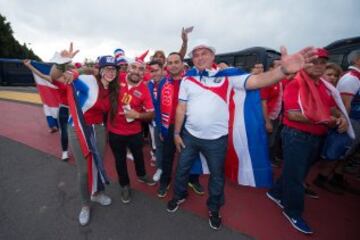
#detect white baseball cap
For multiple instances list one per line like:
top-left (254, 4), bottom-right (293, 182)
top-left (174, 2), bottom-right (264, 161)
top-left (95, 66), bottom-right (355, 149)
top-left (188, 39), bottom-right (216, 58)
top-left (49, 52), bottom-right (72, 64)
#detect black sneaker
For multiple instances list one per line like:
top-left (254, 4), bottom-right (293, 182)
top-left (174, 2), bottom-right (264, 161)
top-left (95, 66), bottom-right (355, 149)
top-left (157, 184), bottom-right (170, 198)
top-left (166, 198), bottom-right (185, 213)
top-left (209, 211), bottom-right (222, 230)
top-left (313, 175), bottom-right (343, 195)
top-left (120, 185), bottom-right (131, 204)
top-left (304, 184), bottom-right (319, 199)
top-left (188, 182), bottom-right (205, 195)
top-left (329, 176), bottom-right (360, 195)
top-left (137, 175), bottom-right (156, 186)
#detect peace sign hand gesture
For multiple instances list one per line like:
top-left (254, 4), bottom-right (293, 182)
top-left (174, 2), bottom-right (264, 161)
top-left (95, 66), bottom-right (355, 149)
top-left (60, 42), bottom-right (80, 59)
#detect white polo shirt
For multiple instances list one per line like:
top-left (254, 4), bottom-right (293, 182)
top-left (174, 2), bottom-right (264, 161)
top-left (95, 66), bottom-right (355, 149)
top-left (337, 66), bottom-right (360, 120)
top-left (179, 67), bottom-right (250, 139)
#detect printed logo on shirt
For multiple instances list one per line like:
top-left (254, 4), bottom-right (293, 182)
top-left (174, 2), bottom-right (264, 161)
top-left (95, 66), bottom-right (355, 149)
top-left (133, 90), bottom-right (143, 98)
top-left (213, 77), bottom-right (222, 83)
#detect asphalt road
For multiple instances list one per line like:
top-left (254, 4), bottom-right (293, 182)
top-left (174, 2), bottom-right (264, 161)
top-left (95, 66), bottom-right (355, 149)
top-left (0, 136), bottom-right (253, 240)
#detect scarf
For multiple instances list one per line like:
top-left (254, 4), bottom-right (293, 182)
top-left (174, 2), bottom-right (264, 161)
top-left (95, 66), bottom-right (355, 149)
top-left (160, 78), bottom-right (175, 137)
top-left (297, 70), bottom-right (332, 123)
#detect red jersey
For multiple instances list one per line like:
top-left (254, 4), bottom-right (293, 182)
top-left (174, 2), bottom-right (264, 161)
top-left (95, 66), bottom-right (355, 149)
top-left (52, 81), bottom-right (68, 106)
top-left (83, 82), bottom-right (110, 125)
top-left (283, 79), bottom-right (335, 136)
top-left (108, 77), bottom-right (154, 135)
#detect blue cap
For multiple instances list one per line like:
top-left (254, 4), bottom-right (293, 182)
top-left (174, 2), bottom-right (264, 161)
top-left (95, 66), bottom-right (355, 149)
top-left (98, 55), bottom-right (117, 68)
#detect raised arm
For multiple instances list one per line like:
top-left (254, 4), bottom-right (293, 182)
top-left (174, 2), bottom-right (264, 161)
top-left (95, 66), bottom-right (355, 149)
top-left (24, 59), bottom-right (52, 82)
top-left (246, 46), bottom-right (316, 90)
top-left (49, 42), bottom-right (80, 83)
top-left (178, 28), bottom-right (188, 60)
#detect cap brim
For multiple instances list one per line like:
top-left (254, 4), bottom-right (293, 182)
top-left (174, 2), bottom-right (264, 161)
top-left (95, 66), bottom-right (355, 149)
top-left (49, 52), bottom-right (72, 64)
top-left (188, 45), bottom-right (216, 58)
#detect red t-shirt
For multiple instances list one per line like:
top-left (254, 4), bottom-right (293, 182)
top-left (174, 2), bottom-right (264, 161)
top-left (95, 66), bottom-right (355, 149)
top-left (108, 77), bottom-right (154, 135)
top-left (283, 79), bottom-right (335, 136)
top-left (83, 83), bottom-right (110, 125)
top-left (52, 81), bottom-right (68, 106)
top-left (260, 81), bottom-right (282, 116)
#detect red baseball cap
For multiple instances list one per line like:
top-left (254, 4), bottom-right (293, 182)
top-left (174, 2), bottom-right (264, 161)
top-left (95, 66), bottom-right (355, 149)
top-left (315, 48), bottom-right (329, 59)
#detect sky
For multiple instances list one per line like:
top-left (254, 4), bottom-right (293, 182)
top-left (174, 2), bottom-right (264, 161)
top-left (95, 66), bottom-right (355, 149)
top-left (0, 0), bottom-right (359, 62)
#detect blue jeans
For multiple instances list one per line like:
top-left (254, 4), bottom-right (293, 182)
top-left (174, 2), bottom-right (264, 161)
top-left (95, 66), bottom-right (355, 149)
top-left (58, 106), bottom-right (69, 151)
top-left (269, 126), bottom-right (324, 218)
top-left (173, 129), bottom-right (228, 212)
top-left (154, 125), bottom-right (164, 169)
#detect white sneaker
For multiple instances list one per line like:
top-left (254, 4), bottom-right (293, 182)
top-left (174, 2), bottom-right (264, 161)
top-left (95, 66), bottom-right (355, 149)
top-left (79, 206), bottom-right (90, 226)
top-left (91, 193), bottom-right (112, 206)
top-left (152, 169), bottom-right (162, 182)
top-left (150, 151), bottom-right (156, 162)
top-left (126, 152), bottom-right (134, 161)
top-left (61, 151), bottom-right (69, 161)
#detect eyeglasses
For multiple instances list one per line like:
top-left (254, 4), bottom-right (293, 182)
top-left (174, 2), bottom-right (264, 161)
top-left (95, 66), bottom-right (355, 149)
top-left (103, 66), bottom-right (117, 72)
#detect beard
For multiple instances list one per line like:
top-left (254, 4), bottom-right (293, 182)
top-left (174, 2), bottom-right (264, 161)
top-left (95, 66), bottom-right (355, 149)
top-left (169, 68), bottom-right (182, 78)
top-left (128, 73), bottom-right (141, 84)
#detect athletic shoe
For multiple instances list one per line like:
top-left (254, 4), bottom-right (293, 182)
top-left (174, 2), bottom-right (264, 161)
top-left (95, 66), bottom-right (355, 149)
top-left (188, 182), bottom-right (204, 195)
top-left (304, 186), bottom-right (319, 199)
top-left (61, 151), bottom-right (69, 161)
top-left (209, 211), bottom-right (222, 230)
top-left (266, 191), bottom-right (284, 209)
top-left (152, 169), bottom-right (162, 182)
top-left (313, 175), bottom-right (343, 195)
top-left (166, 198), bottom-right (185, 213)
top-left (120, 185), bottom-right (131, 204)
top-left (157, 184), bottom-right (170, 198)
top-left (78, 206), bottom-right (90, 226)
top-left (90, 193), bottom-right (112, 206)
top-left (282, 211), bottom-right (313, 234)
top-left (138, 175), bottom-right (156, 186)
top-left (49, 127), bottom-right (58, 133)
top-left (126, 152), bottom-right (134, 161)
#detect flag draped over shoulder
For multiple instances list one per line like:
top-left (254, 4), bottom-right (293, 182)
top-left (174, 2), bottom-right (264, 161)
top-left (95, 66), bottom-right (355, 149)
top-left (296, 70), bottom-right (355, 139)
top-left (30, 61), bottom-right (60, 129)
top-left (225, 88), bottom-right (273, 188)
top-left (67, 75), bottom-right (109, 194)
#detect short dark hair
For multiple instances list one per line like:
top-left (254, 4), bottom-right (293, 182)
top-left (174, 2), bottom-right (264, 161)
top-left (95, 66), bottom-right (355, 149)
top-left (217, 60), bottom-right (229, 65)
top-left (168, 52), bottom-right (183, 60)
top-left (149, 60), bottom-right (164, 68)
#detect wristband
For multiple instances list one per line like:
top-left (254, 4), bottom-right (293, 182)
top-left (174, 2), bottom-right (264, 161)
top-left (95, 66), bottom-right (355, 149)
top-left (174, 132), bottom-right (180, 136)
top-left (66, 69), bottom-right (79, 80)
top-left (56, 64), bottom-right (67, 72)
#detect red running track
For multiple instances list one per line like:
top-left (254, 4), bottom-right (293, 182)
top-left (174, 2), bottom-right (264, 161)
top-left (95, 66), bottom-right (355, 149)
top-left (1, 100), bottom-right (359, 240)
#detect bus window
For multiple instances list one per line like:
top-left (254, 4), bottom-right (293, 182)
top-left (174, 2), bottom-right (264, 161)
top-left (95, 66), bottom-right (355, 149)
top-left (245, 53), bottom-right (258, 70)
top-left (234, 55), bottom-right (246, 69)
top-left (328, 54), bottom-right (344, 66)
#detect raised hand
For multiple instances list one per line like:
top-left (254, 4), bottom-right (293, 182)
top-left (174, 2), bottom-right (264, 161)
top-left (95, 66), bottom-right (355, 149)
top-left (181, 28), bottom-right (188, 43)
top-left (280, 46), bottom-right (316, 74)
top-left (60, 42), bottom-right (80, 59)
top-left (23, 59), bottom-right (31, 67)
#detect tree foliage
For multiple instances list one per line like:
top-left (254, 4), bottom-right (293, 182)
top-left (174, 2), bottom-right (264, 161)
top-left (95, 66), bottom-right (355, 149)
top-left (0, 13), bottom-right (41, 61)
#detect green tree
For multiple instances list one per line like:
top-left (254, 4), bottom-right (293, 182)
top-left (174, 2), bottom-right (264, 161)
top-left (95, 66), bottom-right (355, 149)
top-left (0, 13), bottom-right (41, 60)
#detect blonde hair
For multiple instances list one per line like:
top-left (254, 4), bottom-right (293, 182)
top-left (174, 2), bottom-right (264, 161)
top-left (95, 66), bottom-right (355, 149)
top-left (326, 62), bottom-right (342, 76)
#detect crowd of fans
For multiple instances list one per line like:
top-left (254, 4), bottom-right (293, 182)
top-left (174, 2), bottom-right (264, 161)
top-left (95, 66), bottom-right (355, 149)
top-left (23, 30), bottom-right (360, 235)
